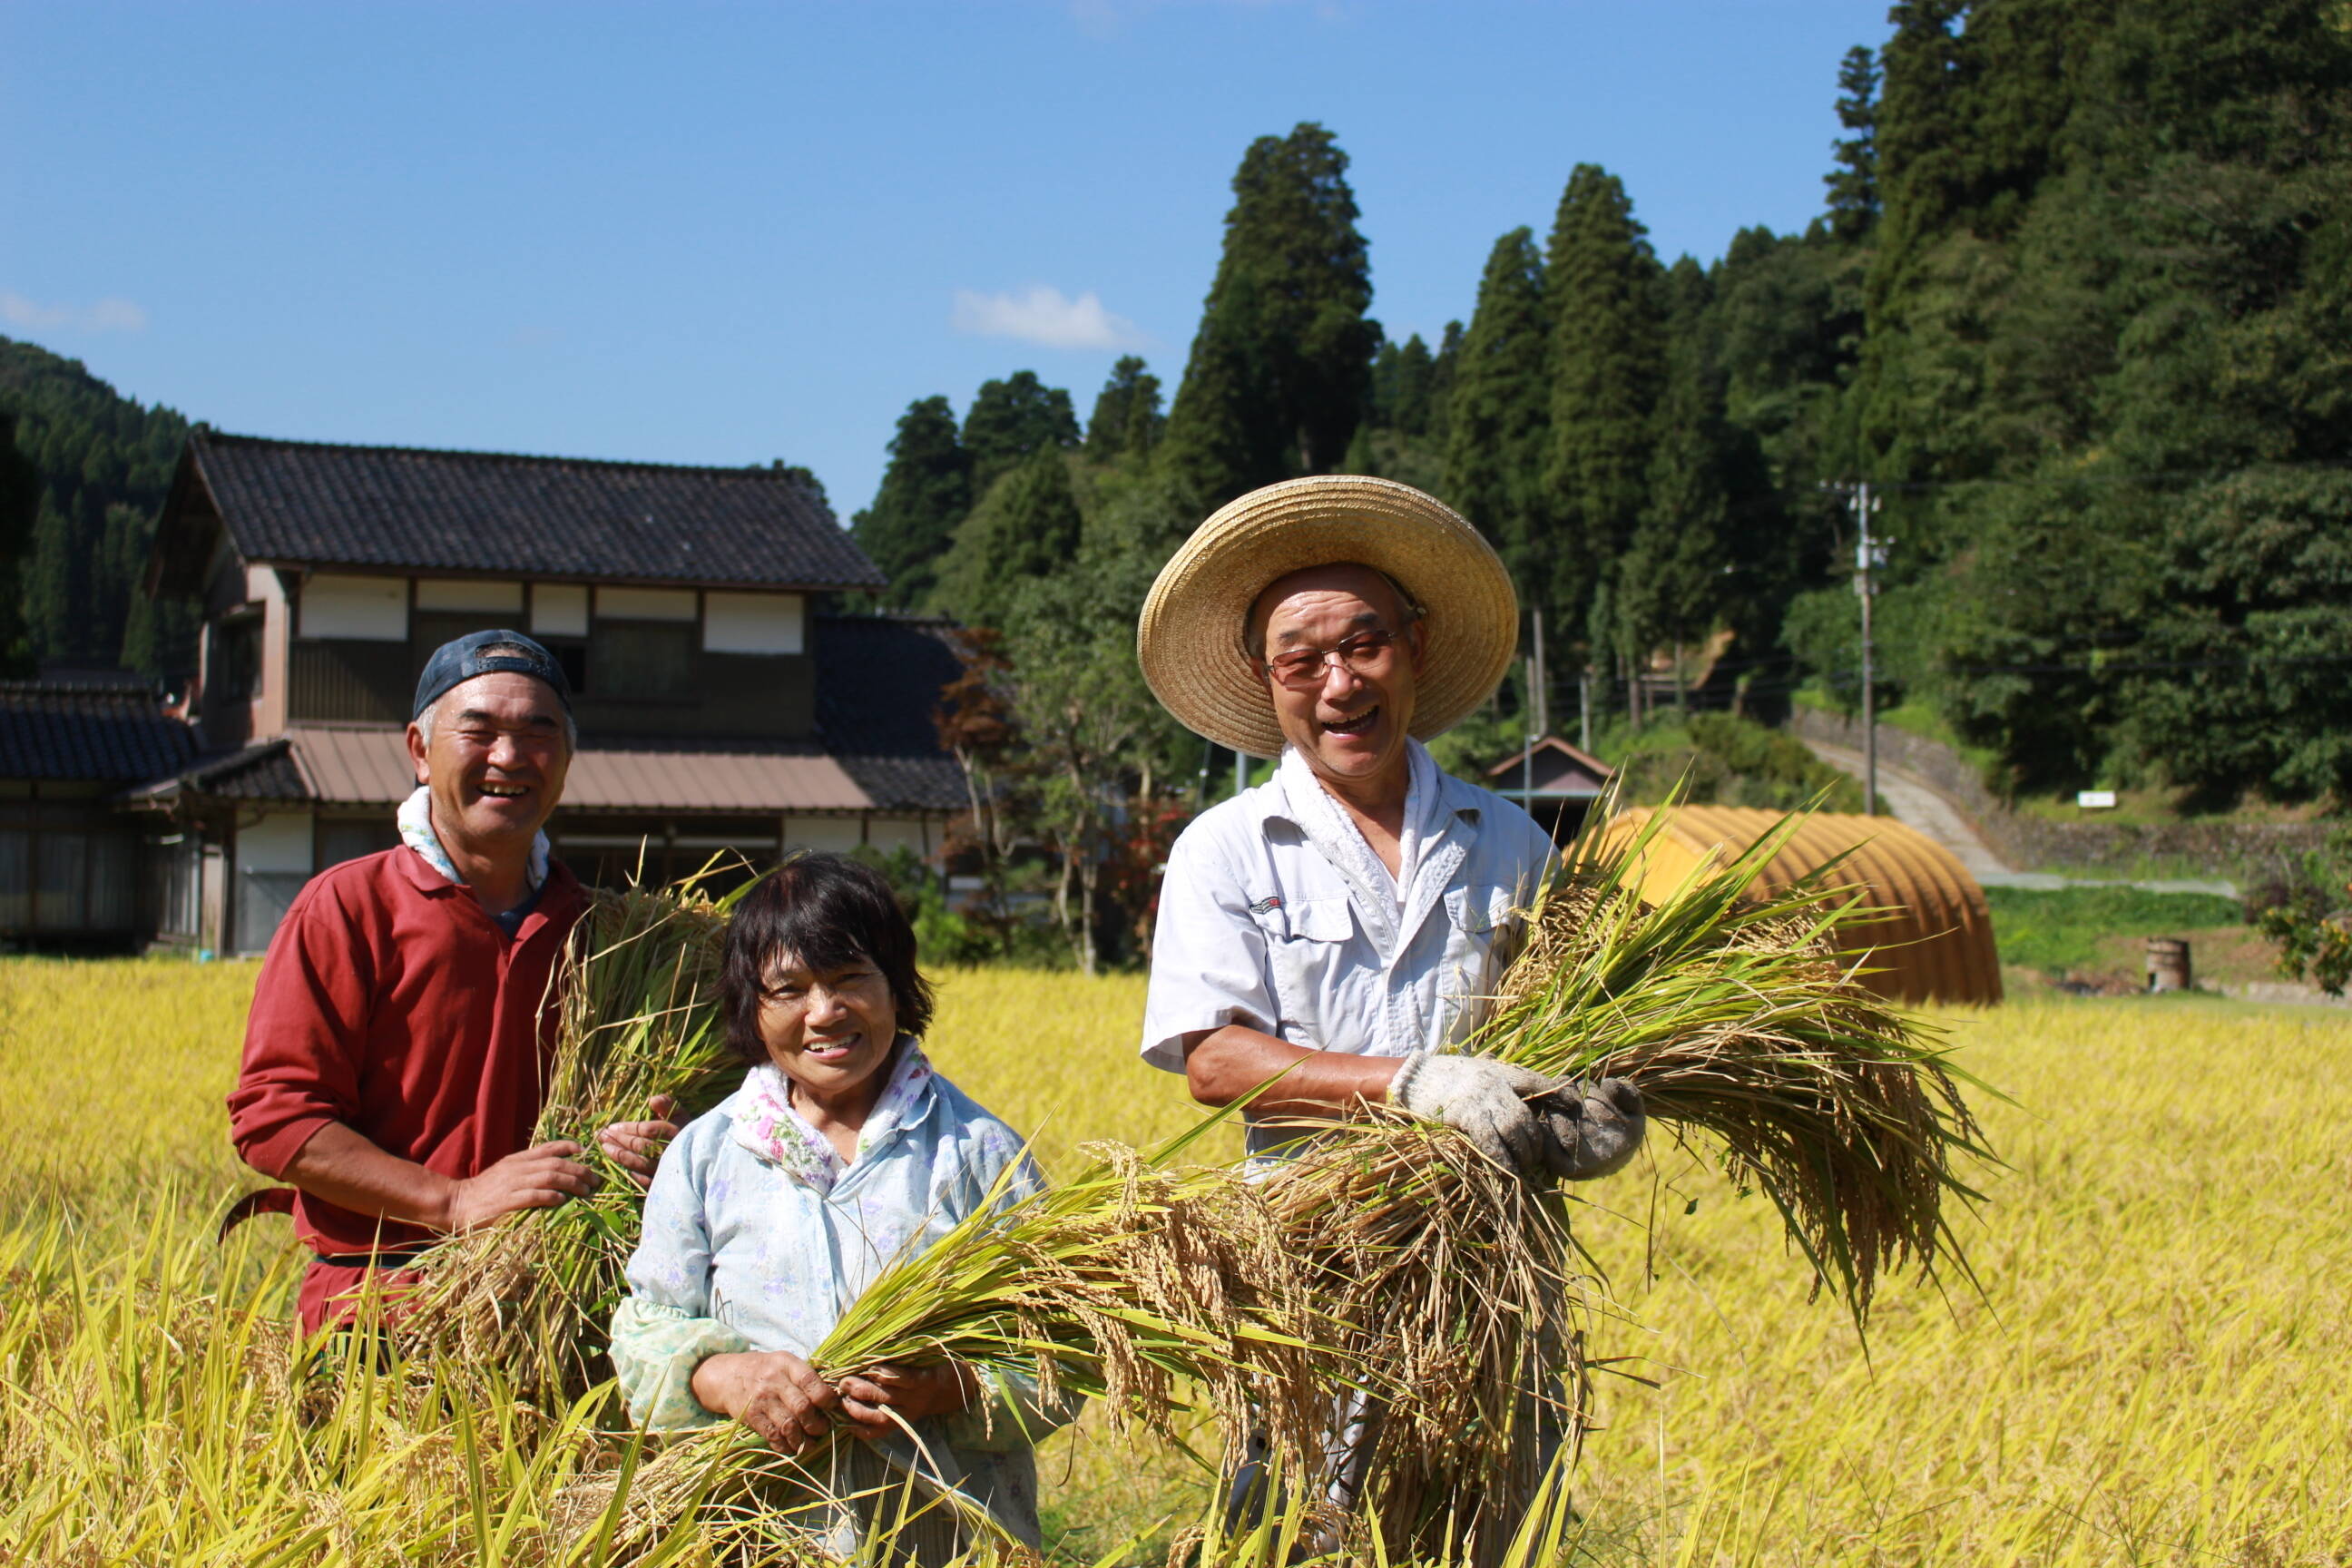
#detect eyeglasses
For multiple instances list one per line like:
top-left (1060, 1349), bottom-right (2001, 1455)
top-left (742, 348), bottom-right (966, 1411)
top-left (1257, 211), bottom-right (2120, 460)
top-left (1261, 628), bottom-right (1404, 690)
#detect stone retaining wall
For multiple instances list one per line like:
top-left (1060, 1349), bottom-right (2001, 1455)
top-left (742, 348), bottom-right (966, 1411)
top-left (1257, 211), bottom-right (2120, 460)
top-left (1788, 709), bottom-right (2332, 879)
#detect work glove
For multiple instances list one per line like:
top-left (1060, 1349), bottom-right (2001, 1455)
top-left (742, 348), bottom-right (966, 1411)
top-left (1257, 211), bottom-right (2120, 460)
top-left (1528, 1076), bottom-right (1646, 1181)
top-left (1388, 1054), bottom-right (1556, 1178)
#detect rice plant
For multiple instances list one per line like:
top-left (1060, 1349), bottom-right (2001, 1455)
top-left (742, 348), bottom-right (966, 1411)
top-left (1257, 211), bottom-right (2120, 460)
top-left (397, 869), bottom-right (747, 1401)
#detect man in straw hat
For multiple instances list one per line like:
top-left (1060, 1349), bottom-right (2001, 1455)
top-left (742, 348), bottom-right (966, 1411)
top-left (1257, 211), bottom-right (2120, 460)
top-left (1134, 475), bottom-right (1643, 1533)
top-left (1136, 475), bottom-right (1643, 1180)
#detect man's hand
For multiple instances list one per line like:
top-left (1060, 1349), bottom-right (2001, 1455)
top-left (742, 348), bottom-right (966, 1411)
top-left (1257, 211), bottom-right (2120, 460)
top-left (691, 1350), bottom-right (842, 1455)
top-left (1531, 1077), bottom-right (1646, 1181)
top-left (1388, 1054), bottom-right (1556, 1177)
top-left (835, 1362), bottom-right (981, 1440)
top-left (438, 1139), bottom-right (595, 1231)
top-left (596, 1093), bottom-right (678, 1188)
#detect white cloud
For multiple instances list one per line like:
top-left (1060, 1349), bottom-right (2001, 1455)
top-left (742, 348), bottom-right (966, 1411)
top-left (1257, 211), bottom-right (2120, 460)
top-left (1, 289), bottom-right (148, 334)
top-left (951, 286), bottom-right (1146, 350)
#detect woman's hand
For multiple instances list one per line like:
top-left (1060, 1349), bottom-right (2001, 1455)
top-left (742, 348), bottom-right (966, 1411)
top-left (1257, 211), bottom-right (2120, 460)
top-left (835, 1361), bottom-right (980, 1439)
top-left (691, 1350), bottom-right (841, 1454)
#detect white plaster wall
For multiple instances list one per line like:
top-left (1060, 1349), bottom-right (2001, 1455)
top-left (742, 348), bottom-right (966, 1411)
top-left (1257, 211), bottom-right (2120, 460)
top-left (703, 592), bottom-right (805, 654)
top-left (533, 583), bottom-right (590, 637)
top-left (863, 817), bottom-right (931, 859)
top-left (248, 565), bottom-right (292, 738)
top-left (236, 810), bottom-right (317, 875)
top-left (782, 818), bottom-right (863, 855)
top-left (232, 809), bottom-right (317, 956)
top-left (302, 573), bottom-right (409, 641)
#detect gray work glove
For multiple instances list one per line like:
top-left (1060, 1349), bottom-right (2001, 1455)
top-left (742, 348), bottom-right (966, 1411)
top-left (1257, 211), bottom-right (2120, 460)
top-left (1388, 1054), bottom-right (1556, 1177)
top-left (1528, 1076), bottom-right (1646, 1181)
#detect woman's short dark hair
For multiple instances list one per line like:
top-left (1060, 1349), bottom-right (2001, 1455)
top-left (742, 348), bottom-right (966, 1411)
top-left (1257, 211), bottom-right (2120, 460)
top-left (720, 853), bottom-right (936, 1064)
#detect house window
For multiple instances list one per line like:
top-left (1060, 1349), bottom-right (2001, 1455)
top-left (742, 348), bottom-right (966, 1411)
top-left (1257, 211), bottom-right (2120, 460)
top-left (215, 614), bottom-right (261, 702)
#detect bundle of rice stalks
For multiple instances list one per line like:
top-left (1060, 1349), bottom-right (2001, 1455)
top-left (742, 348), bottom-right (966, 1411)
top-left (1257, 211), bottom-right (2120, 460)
top-left (558, 1124), bottom-right (1344, 1560)
top-left (1473, 799), bottom-right (1993, 1317)
top-left (1250, 793), bottom-right (1991, 1565)
top-left (397, 869), bottom-right (748, 1401)
top-left (1257, 1116), bottom-right (1608, 1568)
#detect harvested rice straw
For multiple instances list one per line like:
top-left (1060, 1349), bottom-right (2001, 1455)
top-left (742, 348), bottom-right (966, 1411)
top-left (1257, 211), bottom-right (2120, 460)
top-left (397, 868), bottom-right (748, 1401)
top-left (1250, 792), bottom-right (1991, 1564)
top-left (1472, 796), bottom-right (1993, 1318)
top-left (1260, 1115), bottom-right (1612, 1567)
top-left (559, 1122), bottom-right (1348, 1560)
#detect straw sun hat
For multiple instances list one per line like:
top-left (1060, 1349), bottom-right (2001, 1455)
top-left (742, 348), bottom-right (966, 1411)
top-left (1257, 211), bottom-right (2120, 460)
top-left (1136, 475), bottom-right (1519, 760)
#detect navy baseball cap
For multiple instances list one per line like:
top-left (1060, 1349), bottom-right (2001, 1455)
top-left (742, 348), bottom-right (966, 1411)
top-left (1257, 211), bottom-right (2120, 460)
top-left (412, 629), bottom-right (573, 721)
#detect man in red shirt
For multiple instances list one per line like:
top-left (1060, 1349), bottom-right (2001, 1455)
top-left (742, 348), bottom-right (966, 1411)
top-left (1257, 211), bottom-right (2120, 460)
top-left (228, 631), bottom-right (674, 1334)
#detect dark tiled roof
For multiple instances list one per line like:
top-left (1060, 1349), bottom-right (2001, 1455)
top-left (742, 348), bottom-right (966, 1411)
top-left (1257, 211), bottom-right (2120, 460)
top-left (816, 617), bottom-right (971, 813)
top-left (0, 681), bottom-right (200, 783)
top-left (836, 753), bottom-right (969, 812)
top-left (189, 430), bottom-right (886, 590)
top-left (184, 739), bottom-right (308, 801)
top-left (815, 616), bottom-right (965, 755)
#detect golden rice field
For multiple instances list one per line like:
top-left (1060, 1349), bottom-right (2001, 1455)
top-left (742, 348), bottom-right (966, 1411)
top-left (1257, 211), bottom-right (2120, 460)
top-left (3, 956), bottom-right (2349, 1564)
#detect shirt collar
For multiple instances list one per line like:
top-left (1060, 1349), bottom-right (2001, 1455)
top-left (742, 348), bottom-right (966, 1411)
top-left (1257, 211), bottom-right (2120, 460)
top-left (729, 1037), bottom-right (938, 1195)
top-left (397, 784), bottom-right (550, 893)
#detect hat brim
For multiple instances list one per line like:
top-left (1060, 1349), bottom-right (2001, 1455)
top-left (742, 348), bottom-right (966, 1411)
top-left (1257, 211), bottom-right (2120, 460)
top-left (1137, 476), bottom-right (1520, 759)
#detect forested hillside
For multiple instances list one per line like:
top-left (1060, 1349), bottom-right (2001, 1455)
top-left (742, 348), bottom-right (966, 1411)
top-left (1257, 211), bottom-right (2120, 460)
top-left (9, 0), bottom-right (2347, 965)
top-left (866, 0), bottom-right (2352, 822)
top-left (0, 337), bottom-right (196, 680)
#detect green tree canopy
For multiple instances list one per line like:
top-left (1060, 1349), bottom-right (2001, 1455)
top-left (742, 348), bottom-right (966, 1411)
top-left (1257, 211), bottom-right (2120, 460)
top-left (1542, 163), bottom-right (1665, 648)
top-left (850, 395), bottom-right (974, 609)
top-left (926, 450), bottom-right (1086, 630)
top-left (0, 336), bottom-right (191, 678)
top-left (1084, 356), bottom-right (1165, 460)
top-left (962, 371), bottom-right (1080, 492)
top-left (1443, 228), bottom-right (1552, 592)
top-left (1162, 122), bottom-right (1378, 508)
top-left (1825, 45), bottom-right (1881, 242)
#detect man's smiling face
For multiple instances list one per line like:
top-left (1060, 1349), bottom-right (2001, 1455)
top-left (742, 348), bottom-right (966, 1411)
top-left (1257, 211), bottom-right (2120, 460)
top-left (1248, 564), bottom-right (1425, 791)
top-left (406, 671), bottom-right (572, 860)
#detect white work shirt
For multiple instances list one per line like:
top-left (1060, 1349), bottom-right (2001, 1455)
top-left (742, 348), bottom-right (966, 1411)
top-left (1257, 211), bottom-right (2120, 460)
top-left (1141, 740), bottom-right (1556, 1158)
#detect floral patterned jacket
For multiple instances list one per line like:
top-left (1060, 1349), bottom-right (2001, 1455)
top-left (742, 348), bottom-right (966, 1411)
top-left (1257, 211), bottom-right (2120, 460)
top-left (610, 1041), bottom-right (1076, 1553)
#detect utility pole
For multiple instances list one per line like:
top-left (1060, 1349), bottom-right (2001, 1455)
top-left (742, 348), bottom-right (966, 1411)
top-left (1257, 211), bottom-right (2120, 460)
top-left (1823, 479), bottom-right (1889, 817)
top-left (1523, 653), bottom-right (1536, 809)
top-left (1531, 609), bottom-right (1548, 740)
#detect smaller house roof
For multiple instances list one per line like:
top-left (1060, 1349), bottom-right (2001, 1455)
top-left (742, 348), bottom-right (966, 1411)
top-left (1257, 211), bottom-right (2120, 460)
top-left (161, 429), bottom-right (887, 592)
top-left (0, 681), bottom-right (200, 783)
top-left (1485, 734), bottom-right (1614, 799)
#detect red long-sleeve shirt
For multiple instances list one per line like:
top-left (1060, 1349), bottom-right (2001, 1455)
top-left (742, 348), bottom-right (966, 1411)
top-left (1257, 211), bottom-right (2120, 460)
top-left (227, 846), bottom-right (590, 1260)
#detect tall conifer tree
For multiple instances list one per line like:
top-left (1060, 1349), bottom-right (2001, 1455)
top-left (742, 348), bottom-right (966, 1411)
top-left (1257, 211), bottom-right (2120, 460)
top-left (1443, 229), bottom-right (1551, 589)
top-left (1622, 258), bottom-right (1743, 693)
top-left (1825, 45), bottom-right (1881, 241)
top-left (850, 396), bottom-right (974, 609)
top-left (1085, 357), bottom-right (1165, 459)
top-left (1162, 122), bottom-right (1378, 507)
top-left (1542, 164), bottom-right (1666, 644)
top-left (0, 414), bottom-right (34, 674)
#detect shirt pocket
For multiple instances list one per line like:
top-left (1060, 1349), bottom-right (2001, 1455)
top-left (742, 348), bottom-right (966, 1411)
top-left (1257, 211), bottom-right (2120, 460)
top-left (1260, 896), bottom-right (1355, 1038)
top-left (1438, 885), bottom-right (1523, 1043)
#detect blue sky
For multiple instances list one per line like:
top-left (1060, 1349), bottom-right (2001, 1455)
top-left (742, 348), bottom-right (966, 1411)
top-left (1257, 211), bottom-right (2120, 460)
top-left (4, 1), bottom-right (1891, 515)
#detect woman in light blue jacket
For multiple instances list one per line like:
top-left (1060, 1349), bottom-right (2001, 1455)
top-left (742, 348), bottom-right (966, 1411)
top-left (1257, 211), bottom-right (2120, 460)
top-left (611, 854), bottom-right (1075, 1558)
